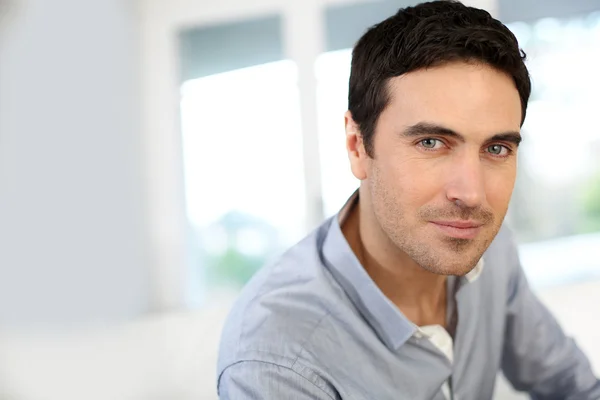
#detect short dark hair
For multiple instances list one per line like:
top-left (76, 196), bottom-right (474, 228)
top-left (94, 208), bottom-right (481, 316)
top-left (348, 0), bottom-right (531, 157)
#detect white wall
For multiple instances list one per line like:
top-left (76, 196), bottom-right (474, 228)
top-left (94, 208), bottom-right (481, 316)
top-left (0, 0), bottom-right (151, 326)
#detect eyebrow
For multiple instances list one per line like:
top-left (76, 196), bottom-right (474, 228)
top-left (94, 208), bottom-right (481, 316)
top-left (402, 122), bottom-right (522, 146)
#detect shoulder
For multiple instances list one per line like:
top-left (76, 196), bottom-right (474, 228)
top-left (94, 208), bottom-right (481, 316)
top-left (217, 219), bottom-right (349, 376)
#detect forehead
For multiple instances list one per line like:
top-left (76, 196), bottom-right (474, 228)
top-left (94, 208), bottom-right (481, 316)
top-left (381, 62), bottom-right (522, 139)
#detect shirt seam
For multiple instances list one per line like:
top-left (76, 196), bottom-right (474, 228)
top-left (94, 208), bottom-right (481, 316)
top-left (291, 309), bottom-right (332, 367)
top-left (219, 359), bottom-right (338, 400)
top-left (236, 262), bottom-right (281, 361)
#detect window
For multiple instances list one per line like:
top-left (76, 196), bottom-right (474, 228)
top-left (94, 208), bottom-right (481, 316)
top-left (180, 60), bottom-right (306, 298)
top-left (506, 12), bottom-right (600, 287)
top-left (315, 49), bottom-right (358, 217)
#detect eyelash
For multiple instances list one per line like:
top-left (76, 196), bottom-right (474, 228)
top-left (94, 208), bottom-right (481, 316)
top-left (416, 138), bottom-right (513, 158)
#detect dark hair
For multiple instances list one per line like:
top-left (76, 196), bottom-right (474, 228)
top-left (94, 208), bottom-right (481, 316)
top-left (348, 0), bottom-right (531, 157)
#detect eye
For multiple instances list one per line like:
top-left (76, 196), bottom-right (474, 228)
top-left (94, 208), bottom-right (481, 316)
top-left (419, 138), bottom-right (442, 149)
top-left (487, 144), bottom-right (510, 157)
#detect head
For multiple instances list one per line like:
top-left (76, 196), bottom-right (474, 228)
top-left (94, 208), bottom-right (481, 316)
top-left (345, 0), bottom-right (530, 275)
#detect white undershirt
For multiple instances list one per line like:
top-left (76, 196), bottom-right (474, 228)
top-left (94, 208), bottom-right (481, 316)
top-left (415, 325), bottom-right (455, 400)
top-left (412, 259), bottom-right (485, 400)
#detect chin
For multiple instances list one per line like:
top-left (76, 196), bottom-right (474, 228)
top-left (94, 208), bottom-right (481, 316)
top-left (416, 250), bottom-right (482, 276)
top-left (421, 263), bottom-right (476, 277)
top-left (445, 262), bottom-right (479, 277)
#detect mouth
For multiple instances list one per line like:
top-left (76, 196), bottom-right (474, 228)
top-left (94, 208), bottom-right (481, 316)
top-left (429, 220), bottom-right (483, 240)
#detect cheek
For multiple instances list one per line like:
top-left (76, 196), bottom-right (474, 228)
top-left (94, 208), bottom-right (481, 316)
top-left (381, 156), bottom-right (444, 205)
top-left (485, 167), bottom-right (516, 214)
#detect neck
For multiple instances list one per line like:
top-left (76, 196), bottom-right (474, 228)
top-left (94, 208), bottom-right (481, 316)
top-left (341, 190), bottom-right (447, 327)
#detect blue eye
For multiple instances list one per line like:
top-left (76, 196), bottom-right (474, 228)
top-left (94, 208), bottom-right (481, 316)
top-left (487, 144), bottom-right (509, 156)
top-left (420, 138), bottom-right (440, 149)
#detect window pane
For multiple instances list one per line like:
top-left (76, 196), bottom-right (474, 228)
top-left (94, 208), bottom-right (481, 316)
top-left (506, 12), bottom-right (600, 287)
top-left (180, 60), bottom-right (306, 299)
top-left (315, 49), bottom-right (358, 217)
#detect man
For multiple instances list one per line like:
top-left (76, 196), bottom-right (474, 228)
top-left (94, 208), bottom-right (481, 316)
top-left (217, 1), bottom-right (600, 399)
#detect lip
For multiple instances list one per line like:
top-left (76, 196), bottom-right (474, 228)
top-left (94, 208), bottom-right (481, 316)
top-left (430, 220), bottom-right (483, 240)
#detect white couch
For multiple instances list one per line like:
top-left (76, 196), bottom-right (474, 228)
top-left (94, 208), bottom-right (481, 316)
top-left (0, 282), bottom-right (598, 400)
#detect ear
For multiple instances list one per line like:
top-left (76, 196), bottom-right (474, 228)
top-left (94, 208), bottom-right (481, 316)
top-left (345, 111), bottom-right (368, 180)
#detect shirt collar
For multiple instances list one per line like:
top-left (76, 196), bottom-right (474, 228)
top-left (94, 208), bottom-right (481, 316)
top-left (322, 192), bottom-right (416, 351)
top-left (321, 191), bottom-right (485, 351)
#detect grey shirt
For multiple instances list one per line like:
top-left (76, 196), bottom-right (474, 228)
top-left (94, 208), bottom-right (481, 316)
top-left (217, 196), bottom-right (600, 399)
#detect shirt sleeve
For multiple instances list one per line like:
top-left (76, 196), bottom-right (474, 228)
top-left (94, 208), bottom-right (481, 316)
top-left (501, 250), bottom-right (600, 399)
top-left (218, 360), bottom-right (338, 400)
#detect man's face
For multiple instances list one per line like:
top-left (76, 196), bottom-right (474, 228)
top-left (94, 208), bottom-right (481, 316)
top-left (346, 62), bottom-right (522, 275)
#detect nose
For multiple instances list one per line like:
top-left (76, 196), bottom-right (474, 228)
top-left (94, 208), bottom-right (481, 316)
top-left (445, 153), bottom-right (486, 209)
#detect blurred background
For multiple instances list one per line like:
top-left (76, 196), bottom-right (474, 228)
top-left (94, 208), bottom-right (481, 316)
top-left (0, 0), bottom-right (599, 399)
